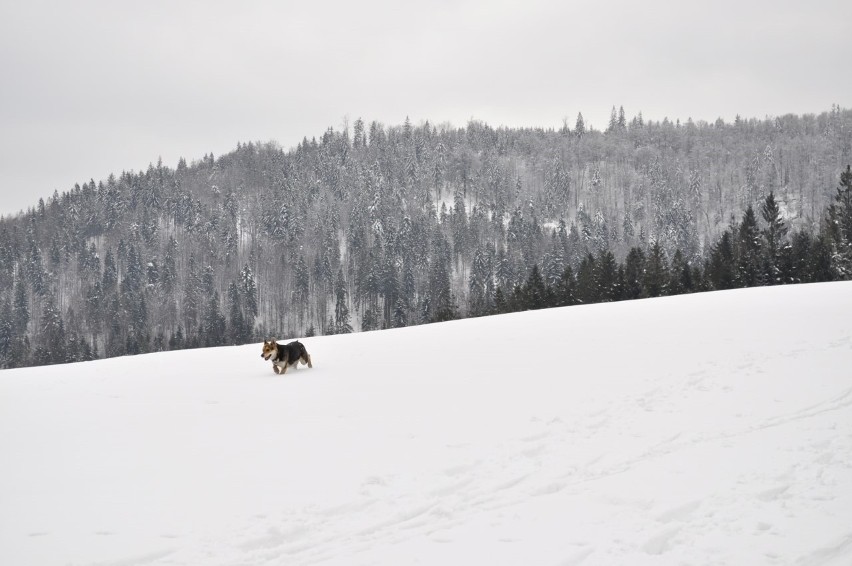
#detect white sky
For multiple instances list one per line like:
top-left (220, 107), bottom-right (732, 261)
top-left (1, 0), bottom-right (850, 217)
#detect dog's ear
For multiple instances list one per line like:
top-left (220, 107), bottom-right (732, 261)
top-left (271, 337), bottom-right (277, 343)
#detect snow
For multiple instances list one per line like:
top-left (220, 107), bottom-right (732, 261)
top-left (2, 282), bottom-right (852, 566)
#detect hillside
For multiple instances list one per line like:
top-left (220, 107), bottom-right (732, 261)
top-left (2, 282), bottom-right (852, 565)
top-left (1, 109), bottom-right (851, 368)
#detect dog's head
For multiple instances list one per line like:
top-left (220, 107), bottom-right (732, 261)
top-left (261, 339), bottom-right (278, 361)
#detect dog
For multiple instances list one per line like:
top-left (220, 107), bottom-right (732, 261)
top-left (261, 339), bottom-right (313, 375)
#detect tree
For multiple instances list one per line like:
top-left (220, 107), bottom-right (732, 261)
top-left (736, 206), bottom-right (762, 286)
top-left (12, 279), bottom-right (29, 336)
top-left (203, 292), bottom-right (226, 346)
top-left (0, 298), bottom-right (12, 367)
top-left (574, 113), bottom-right (586, 138)
top-left (760, 192), bottom-right (789, 284)
top-left (523, 265), bottom-right (549, 310)
top-left (623, 247), bottom-right (645, 300)
top-left (707, 231), bottom-right (735, 290)
top-left (427, 235), bottom-right (457, 323)
top-left (669, 249), bottom-right (691, 295)
top-left (37, 292), bottom-right (66, 365)
top-left (827, 165), bottom-right (852, 276)
top-left (239, 265), bottom-right (258, 327)
top-left (182, 256), bottom-right (202, 339)
top-left (554, 265), bottom-right (577, 307)
top-left (617, 106), bottom-right (627, 131)
top-left (493, 286), bottom-right (509, 314)
top-left (788, 230), bottom-right (813, 283)
top-left (468, 247), bottom-right (492, 316)
top-left (334, 268), bottom-right (353, 333)
top-left (576, 254), bottom-right (598, 304)
top-left (227, 282), bottom-right (248, 345)
top-left (810, 234), bottom-right (835, 282)
top-left (596, 250), bottom-right (619, 301)
top-left (643, 242), bottom-right (669, 297)
top-left (607, 106), bottom-right (618, 134)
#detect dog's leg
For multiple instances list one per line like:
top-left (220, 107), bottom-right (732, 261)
top-left (303, 353), bottom-right (313, 368)
top-left (272, 364), bottom-right (281, 374)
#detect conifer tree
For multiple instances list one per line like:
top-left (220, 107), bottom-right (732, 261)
top-left (827, 165), bottom-right (852, 276)
top-left (669, 249), bottom-right (693, 295)
top-left (788, 231), bottom-right (813, 283)
top-left (607, 106), bottom-right (619, 134)
top-left (0, 298), bottom-right (13, 367)
top-left (596, 250), bottom-right (619, 301)
top-left (576, 254), bottom-right (598, 304)
top-left (760, 192), bottom-right (789, 284)
top-left (643, 242), bottom-right (670, 297)
top-left (623, 247), bottom-right (645, 300)
top-left (37, 292), bottom-right (65, 365)
top-left (334, 268), bottom-right (353, 333)
top-left (523, 265), bottom-right (549, 310)
top-left (554, 265), bottom-right (577, 307)
top-left (574, 113), bottom-right (586, 138)
top-left (736, 206), bottom-right (762, 286)
top-left (493, 287), bottom-right (508, 314)
top-left (203, 292), bottom-right (226, 346)
top-left (227, 282), bottom-right (247, 344)
top-left (707, 231), bottom-right (735, 290)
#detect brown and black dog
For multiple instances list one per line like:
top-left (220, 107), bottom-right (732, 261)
top-left (261, 339), bottom-right (313, 375)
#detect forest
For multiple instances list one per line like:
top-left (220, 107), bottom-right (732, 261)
top-left (1, 106), bottom-right (851, 368)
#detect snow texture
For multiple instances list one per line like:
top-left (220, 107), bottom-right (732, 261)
top-left (2, 282), bottom-right (852, 566)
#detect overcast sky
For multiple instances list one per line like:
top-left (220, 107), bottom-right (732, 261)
top-left (1, 0), bottom-right (850, 217)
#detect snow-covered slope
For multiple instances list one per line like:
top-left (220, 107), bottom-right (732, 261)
top-left (2, 283), bottom-right (852, 566)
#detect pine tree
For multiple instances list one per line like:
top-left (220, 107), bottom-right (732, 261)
top-left (554, 265), bottom-right (577, 307)
top-left (523, 265), bottom-right (549, 310)
top-left (810, 234), bottom-right (835, 282)
top-left (239, 265), bottom-right (258, 326)
top-left (13, 279), bottom-right (29, 336)
top-left (334, 268), bottom-right (353, 333)
top-left (827, 165), bottom-right (852, 276)
top-left (574, 113), bottom-right (586, 138)
top-left (493, 287), bottom-right (508, 314)
top-left (182, 256), bottom-right (201, 339)
top-left (576, 254), bottom-right (598, 304)
top-left (203, 292), bottom-right (226, 346)
top-left (38, 292), bottom-right (66, 365)
top-left (643, 242), bottom-right (669, 297)
top-left (617, 106), bottom-right (627, 132)
top-left (623, 247), bottom-right (645, 300)
top-left (468, 247), bottom-right (491, 316)
top-left (596, 250), bottom-right (619, 301)
top-left (788, 230), bottom-right (813, 283)
top-left (669, 249), bottom-right (693, 295)
top-left (0, 298), bottom-right (12, 367)
top-left (102, 250), bottom-right (118, 293)
top-left (760, 192), bottom-right (789, 284)
top-left (736, 206), bottom-right (762, 286)
top-left (707, 231), bottom-right (736, 290)
top-left (607, 106), bottom-right (618, 134)
top-left (227, 282), bottom-right (246, 344)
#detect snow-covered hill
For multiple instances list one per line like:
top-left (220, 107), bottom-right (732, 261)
top-left (2, 283), bottom-right (852, 566)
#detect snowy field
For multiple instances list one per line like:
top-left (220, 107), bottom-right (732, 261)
top-left (2, 282), bottom-right (852, 566)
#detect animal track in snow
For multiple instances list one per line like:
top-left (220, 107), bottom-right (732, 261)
top-left (655, 500), bottom-right (701, 523)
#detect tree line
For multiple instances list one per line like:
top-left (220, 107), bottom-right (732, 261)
top-left (0, 107), bottom-right (850, 368)
top-left (490, 176), bottom-right (852, 315)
